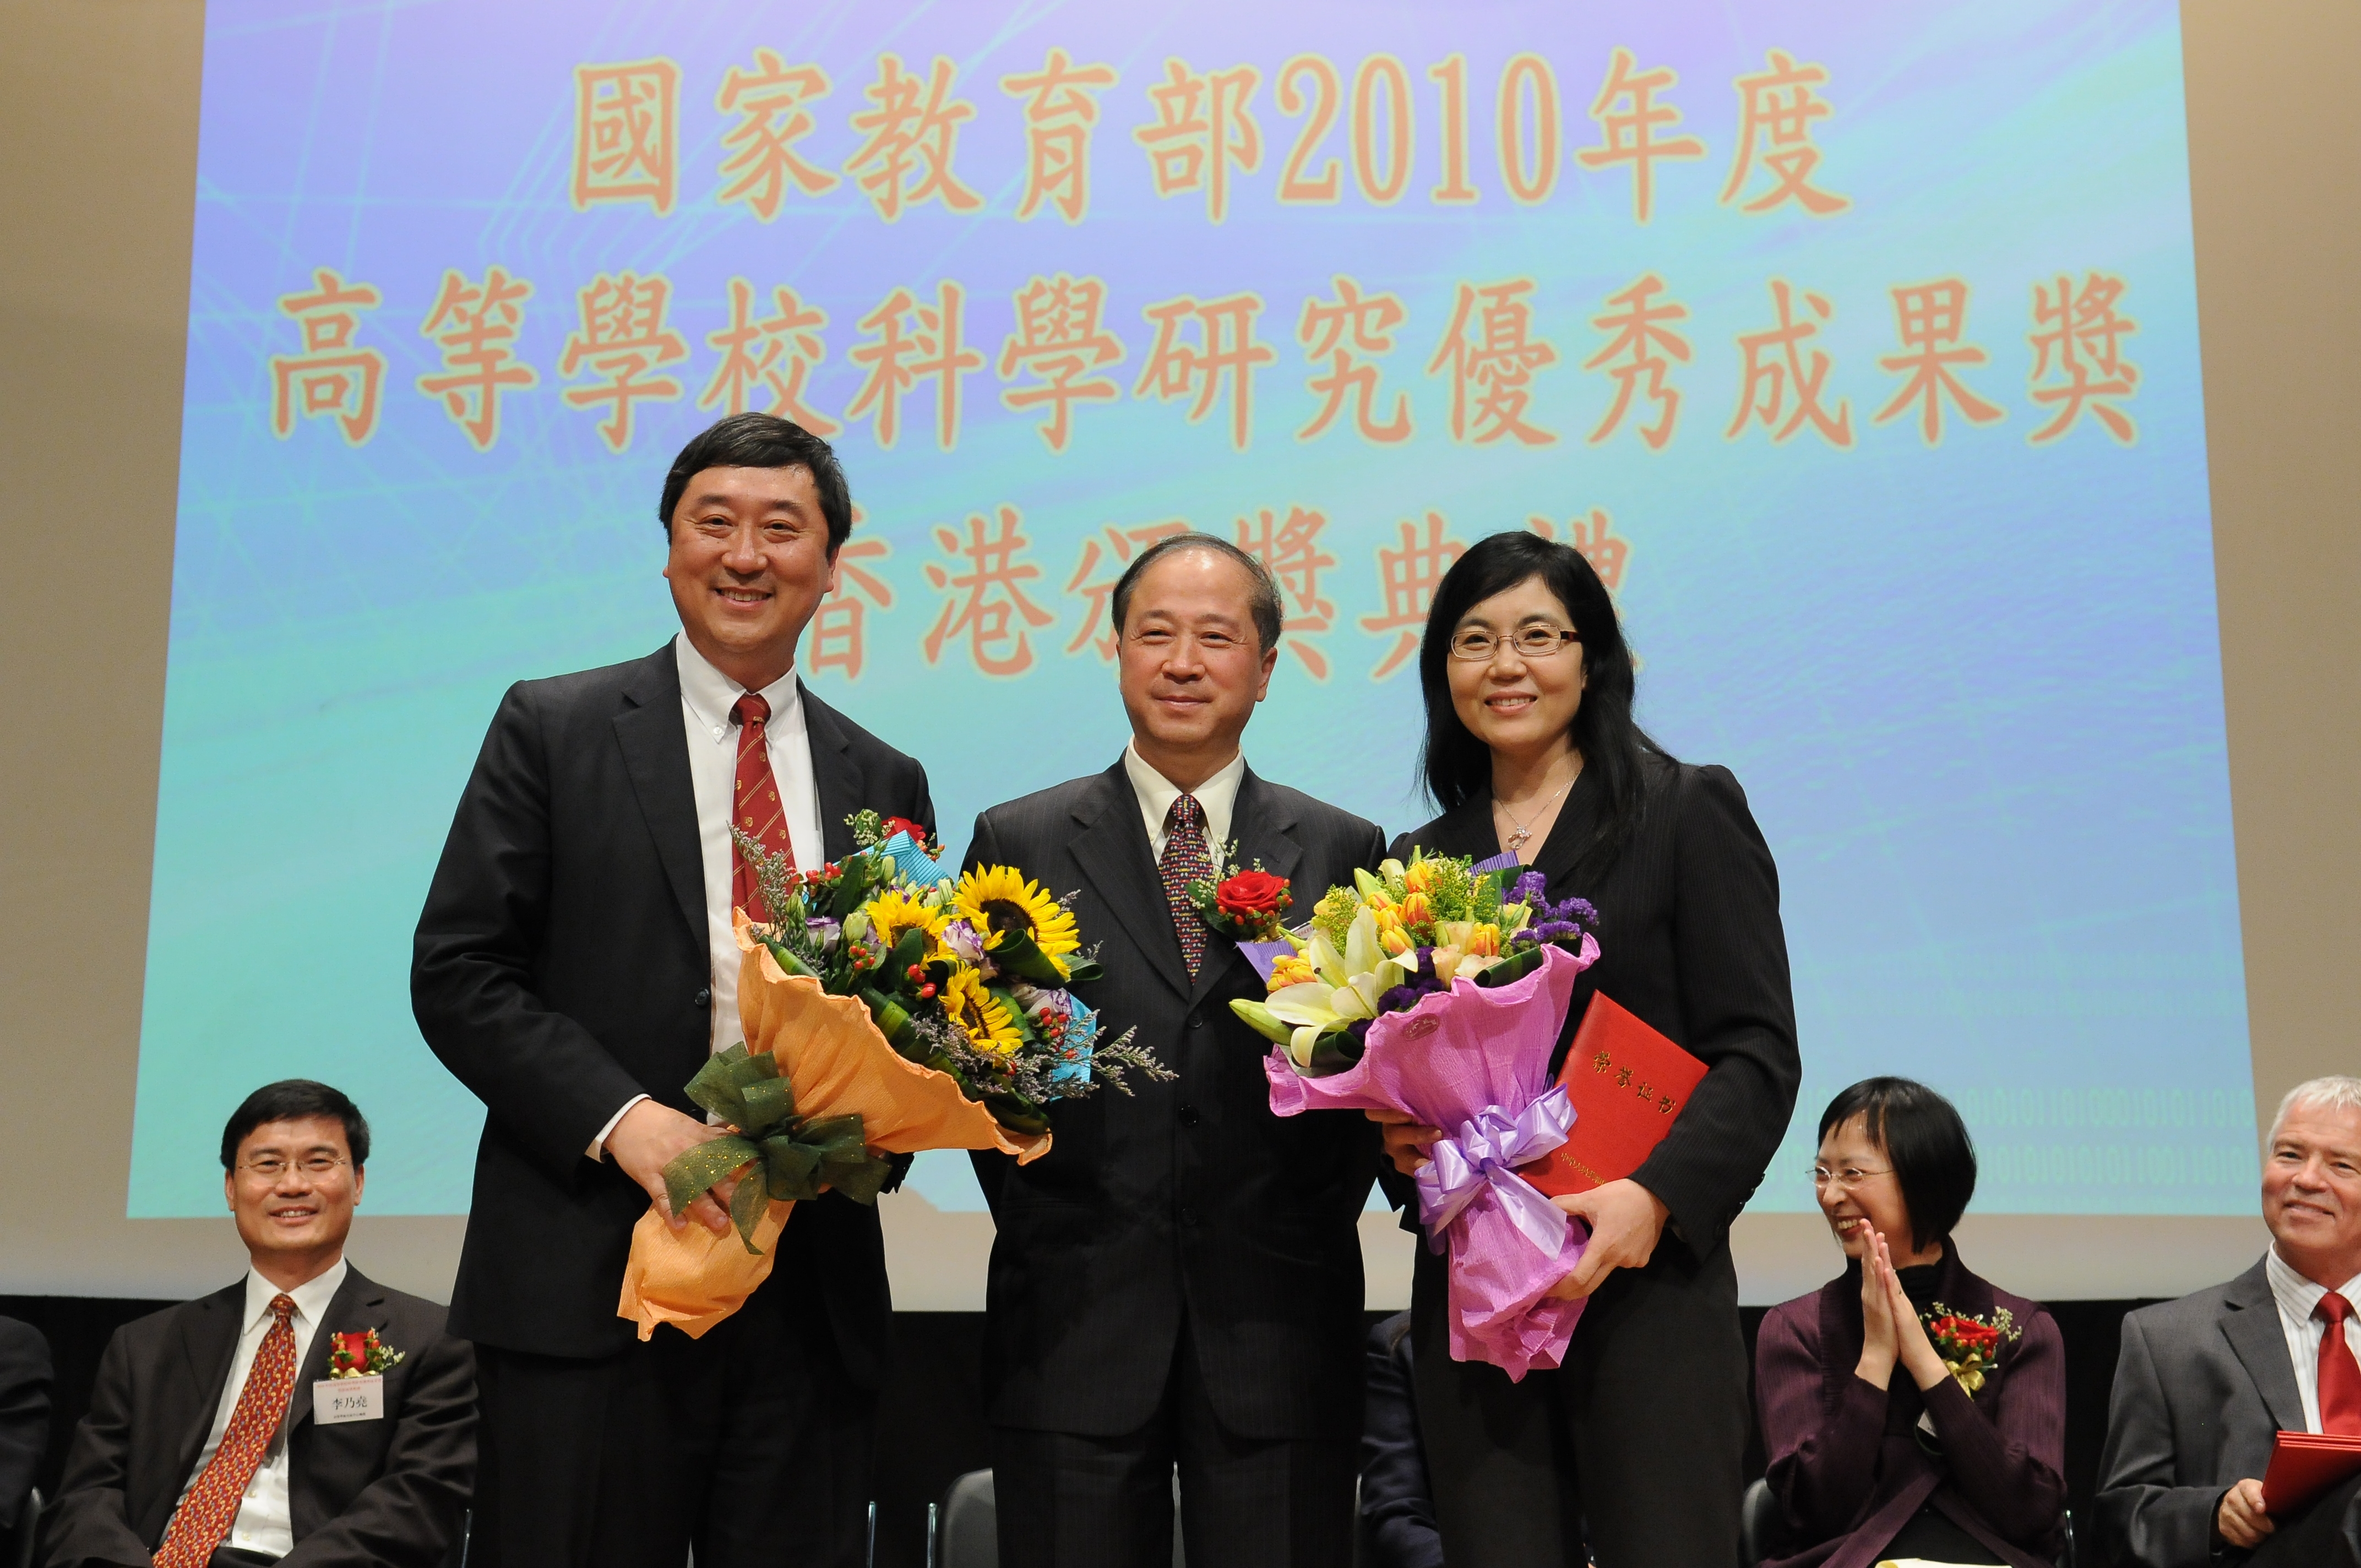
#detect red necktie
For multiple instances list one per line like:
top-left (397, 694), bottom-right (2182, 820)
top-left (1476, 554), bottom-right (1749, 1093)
top-left (730, 693), bottom-right (797, 923)
top-left (2316, 1291), bottom-right (2361, 1436)
top-left (154, 1294), bottom-right (296, 1568)
top-left (1159, 793), bottom-right (1215, 977)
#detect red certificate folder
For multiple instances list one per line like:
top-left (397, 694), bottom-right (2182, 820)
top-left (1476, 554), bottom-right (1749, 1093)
top-left (1520, 991), bottom-right (1707, 1198)
top-left (2261, 1429), bottom-right (2361, 1515)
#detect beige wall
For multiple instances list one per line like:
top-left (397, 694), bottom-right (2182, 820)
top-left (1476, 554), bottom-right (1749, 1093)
top-left (1, 0), bottom-right (2352, 1307)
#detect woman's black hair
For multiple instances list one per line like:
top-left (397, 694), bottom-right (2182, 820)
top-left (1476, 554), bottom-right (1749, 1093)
top-left (1416, 531), bottom-right (1664, 873)
top-left (220, 1079), bottom-right (371, 1171)
top-left (1816, 1077), bottom-right (1977, 1253)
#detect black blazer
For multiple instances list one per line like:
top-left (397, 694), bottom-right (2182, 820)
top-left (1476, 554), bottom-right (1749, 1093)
top-left (411, 642), bottom-right (934, 1374)
top-left (43, 1268), bottom-right (474, 1568)
top-left (0, 1317), bottom-right (50, 1533)
top-left (965, 762), bottom-right (1388, 1440)
top-left (1360, 1311), bottom-right (1444, 1568)
top-left (1395, 755), bottom-right (1798, 1261)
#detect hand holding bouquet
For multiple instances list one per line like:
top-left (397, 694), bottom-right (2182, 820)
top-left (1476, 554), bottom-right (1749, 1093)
top-left (618, 812), bottom-right (1169, 1338)
top-left (1232, 851), bottom-right (1604, 1378)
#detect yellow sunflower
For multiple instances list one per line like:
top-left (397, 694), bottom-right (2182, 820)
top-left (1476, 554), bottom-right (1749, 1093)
top-left (942, 966), bottom-right (1022, 1055)
top-left (953, 865), bottom-right (1081, 962)
top-left (862, 888), bottom-right (946, 957)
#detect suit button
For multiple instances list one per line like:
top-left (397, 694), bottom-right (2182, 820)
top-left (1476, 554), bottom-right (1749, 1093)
top-left (693, 988), bottom-right (712, 1008)
top-left (1178, 1104), bottom-right (1201, 1127)
top-left (1187, 1010), bottom-right (1206, 1030)
top-left (1179, 1206), bottom-right (1201, 1227)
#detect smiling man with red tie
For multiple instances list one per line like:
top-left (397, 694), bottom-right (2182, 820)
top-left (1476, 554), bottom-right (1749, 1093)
top-left (411, 413), bottom-right (933, 1568)
top-left (2097, 1075), bottom-right (2361, 1566)
top-left (45, 1082), bottom-right (474, 1568)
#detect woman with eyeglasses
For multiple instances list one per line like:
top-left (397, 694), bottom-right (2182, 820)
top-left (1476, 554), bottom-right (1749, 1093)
top-left (1369, 530), bottom-right (1800, 1567)
top-left (1754, 1078), bottom-right (2066, 1568)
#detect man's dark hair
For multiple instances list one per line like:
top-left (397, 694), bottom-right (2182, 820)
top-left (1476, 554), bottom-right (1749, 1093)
top-left (1816, 1076), bottom-right (1978, 1252)
top-left (1416, 530), bottom-right (1668, 879)
top-left (1108, 533), bottom-right (1283, 652)
top-left (220, 1080), bottom-right (372, 1171)
top-left (657, 412), bottom-right (853, 556)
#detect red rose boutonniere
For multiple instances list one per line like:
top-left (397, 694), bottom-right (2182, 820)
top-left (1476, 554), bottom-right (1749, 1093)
top-left (327, 1327), bottom-right (405, 1379)
top-left (1188, 850), bottom-right (1293, 943)
top-left (1921, 1303), bottom-right (2019, 1397)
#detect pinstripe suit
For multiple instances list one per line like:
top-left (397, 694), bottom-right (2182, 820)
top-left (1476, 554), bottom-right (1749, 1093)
top-left (965, 760), bottom-right (1388, 1568)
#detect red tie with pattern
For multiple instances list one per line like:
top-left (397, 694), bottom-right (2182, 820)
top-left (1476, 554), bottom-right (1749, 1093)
top-left (730, 693), bottom-right (798, 923)
top-left (154, 1294), bottom-right (296, 1568)
top-left (1160, 793), bottom-right (1216, 978)
top-left (2317, 1291), bottom-right (2361, 1436)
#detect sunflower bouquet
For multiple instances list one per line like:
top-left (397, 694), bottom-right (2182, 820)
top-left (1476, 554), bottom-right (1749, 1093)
top-left (618, 813), bottom-right (1168, 1340)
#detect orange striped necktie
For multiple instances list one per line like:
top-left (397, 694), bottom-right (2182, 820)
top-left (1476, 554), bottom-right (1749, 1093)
top-left (730, 693), bottom-right (798, 923)
top-left (154, 1294), bottom-right (296, 1568)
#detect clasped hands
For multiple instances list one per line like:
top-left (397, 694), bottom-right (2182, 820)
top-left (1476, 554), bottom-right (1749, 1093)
top-left (1368, 1108), bottom-right (1669, 1300)
top-left (1851, 1223), bottom-right (1953, 1395)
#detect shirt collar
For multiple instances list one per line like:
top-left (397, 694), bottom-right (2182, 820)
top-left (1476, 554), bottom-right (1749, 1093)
top-left (2267, 1244), bottom-right (2361, 1321)
top-left (1123, 742), bottom-right (1247, 853)
top-left (241, 1256), bottom-right (348, 1333)
top-left (675, 631), bottom-right (802, 743)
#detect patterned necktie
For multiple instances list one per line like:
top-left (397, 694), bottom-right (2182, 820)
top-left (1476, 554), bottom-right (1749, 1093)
top-left (154, 1294), bottom-right (297, 1568)
top-left (2316, 1291), bottom-right (2361, 1436)
top-left (1160, 793), bottom-right (1216, 978)
top-left (730, 693), bottom-right (798, 923)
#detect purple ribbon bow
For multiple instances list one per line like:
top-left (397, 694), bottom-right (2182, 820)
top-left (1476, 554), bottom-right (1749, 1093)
top-left (1413, 1086), bottom-right (1576, 1256)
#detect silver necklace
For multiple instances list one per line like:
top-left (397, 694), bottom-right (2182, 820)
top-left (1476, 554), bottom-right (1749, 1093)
top-left (1497, 772), bottom-right (1575, 854)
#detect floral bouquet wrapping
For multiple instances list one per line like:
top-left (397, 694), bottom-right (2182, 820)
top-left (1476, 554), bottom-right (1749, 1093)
top-left (1233, 853), bottom-right (1602, 1378)
top-left (619, 813), bottom-right (1168, 1339)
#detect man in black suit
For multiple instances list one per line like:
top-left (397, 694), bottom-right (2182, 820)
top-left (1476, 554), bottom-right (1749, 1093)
top-left (2098, 1075), bottom-right (2361, 1566)
top-left (45, 1081), bottom-right (474, 1568)
top-left (412, 413), bottom-right (933, 1568)
top-left (965, 535), bottom-right (1388, 1567)
top-left (0, 1315), bottom-right (50, 1539)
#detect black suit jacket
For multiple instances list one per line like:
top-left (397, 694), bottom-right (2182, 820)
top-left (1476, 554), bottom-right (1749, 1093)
top-left (0, 1317), bottom-right (50, 1533)
top-left (2095, 1258), bottom-right (2300, 1568)
top-left (1395, 755), bottom-right (1798, 1262)
top-left (411, 642), bottom-right (934, 1374)
top-left (1359, 1310), bottom-right (1444, 1568)
top-left (43, 1268), bottom-right (474, 1568)
top-left (965, 762), bottom-right (1388, 1440)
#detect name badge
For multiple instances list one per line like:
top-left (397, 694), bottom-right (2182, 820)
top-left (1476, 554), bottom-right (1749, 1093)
top-left (313, 1375), bottom-right (384, 1424)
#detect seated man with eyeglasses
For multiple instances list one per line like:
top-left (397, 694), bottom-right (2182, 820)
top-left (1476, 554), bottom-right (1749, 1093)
top-left (46, 1081), bottom-right (475, 1568)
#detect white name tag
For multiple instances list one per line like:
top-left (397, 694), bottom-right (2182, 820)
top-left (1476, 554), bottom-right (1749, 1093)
top-left (313, 1375), bottom-right (384, 1424)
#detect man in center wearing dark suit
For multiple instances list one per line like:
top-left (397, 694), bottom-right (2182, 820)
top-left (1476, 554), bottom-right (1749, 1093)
top-left (965, 535), bottom-right (1389, 1568)
top-left (412, 413), bottom-right (934, 1568)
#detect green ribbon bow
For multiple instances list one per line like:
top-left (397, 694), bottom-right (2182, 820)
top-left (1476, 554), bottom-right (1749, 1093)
top-left (659, 1043), bottom-right (894, 1254)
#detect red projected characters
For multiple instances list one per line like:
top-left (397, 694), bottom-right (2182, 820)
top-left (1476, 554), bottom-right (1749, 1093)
top-left (270, 268), bottom-right (387, 445)
top-left (1728, 280), bottom-right (1853, 447)
top-left (847, 282), bottom-right (983, 450)
top-left (1296, 276), bottom-right (1413, 443)
top-left (2028, 271), bottom-right (2139, 444)
top-left (999, 274), bottom-right (1127, 453)
top-left (845, 55), bottom-right (983, 220)
top-left (1135, 59), bottom-right (1262, 222)
top-left (416, 267), bottom-right (536, 452)
top-left (1000, 50), bottom-right (1120, 223)
top-left (1873, 279), bottom-right (2005, 444)
top-left (1722, 49), bottom-right (1847, 216)
top-left (1361, 513), bottom-right (1468, 679)
top-left (572, 59), bottom-right (680, 213)
top-left (1584, 273), bottom-right (1691, 449)
top-left (1234, 507), bottom-right (1339, 678)
top-left (1576, 49), bottom-right (1705, 224)
top-left (559, 271), bottom-right (688, 451)
top-left (810, 532), bottom-right (893, 682)
top-left (700, 279), bottom-right (837, 433)
top-left (925, 507), bottom-right (1056, 676)
top-left (1428, 279), bottom-right (1559, 447)
top-left (1135, 292), bottom-right (1277, 450)
top-left (1064, 521), bottom-right (1192, 660)
top-left (714, 51), bottom-right (838, 219)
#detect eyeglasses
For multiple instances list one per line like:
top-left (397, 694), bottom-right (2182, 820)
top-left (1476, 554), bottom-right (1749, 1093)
top-left (1810, 1163), bottom-right (1893, 1191)
top-left (1448, 626), bottom-right (1581, 662)
top-left (238, 1155), bottom-right (348, 1180)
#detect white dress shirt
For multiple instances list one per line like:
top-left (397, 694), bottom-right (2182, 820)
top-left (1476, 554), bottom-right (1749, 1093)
top-left (1123, 743), bottom-right (1246, 862)
top-left (170, 1259), bottom-right (348, 1557)
top-left (2265, 1245), bottom-right (2361, 1434)
top-left (589, 634), bottom-right (825, 1156)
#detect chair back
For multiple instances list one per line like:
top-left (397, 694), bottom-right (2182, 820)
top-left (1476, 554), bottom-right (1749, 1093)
top-left (934, 1469), bottom-right (998, 1568)
top-left (1737, 1476), bottom-right (1778, 1566)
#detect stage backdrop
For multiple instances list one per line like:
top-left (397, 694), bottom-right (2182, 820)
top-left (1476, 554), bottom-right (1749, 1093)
top-left (133, 0), bottom-right (2251, 1230)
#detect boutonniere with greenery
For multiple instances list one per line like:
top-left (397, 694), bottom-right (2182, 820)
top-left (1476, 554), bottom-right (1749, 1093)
top-left (1188, 846), bottom-right (1293, 942)
top-left (327, 1328), bottom-right (404, 1379)
top-left (1922, 1303), bottom-right (2019, 1397)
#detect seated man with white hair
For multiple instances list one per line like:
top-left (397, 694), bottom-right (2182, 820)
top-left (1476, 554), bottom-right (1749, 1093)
top-left (2097, 1074), bottom-right (2361, 1566)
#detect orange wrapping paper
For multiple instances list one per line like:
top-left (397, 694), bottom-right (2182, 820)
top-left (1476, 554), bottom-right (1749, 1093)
top-left (618, 916), bottom-right (1052, 1339)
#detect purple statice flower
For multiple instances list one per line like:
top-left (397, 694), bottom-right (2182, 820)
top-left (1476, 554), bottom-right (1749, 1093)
top-left (1509, 871), bottom-right (1551, 908)
top-left (1378, 946), bottom-right (1448, 1014)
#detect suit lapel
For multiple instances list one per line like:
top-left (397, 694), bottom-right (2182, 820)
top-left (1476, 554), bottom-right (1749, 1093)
top-left (1067, 763), bottom-right (1191, 1001)
top-left (802, 683), bottom-right (865, 865)
top-left (291, 1268), bottom-right (387, 1433)
top-left (1188, 769), bottom-right (1303, 1009)
top-left (168, 1284), bottom-right (246, 1485)
top-left (612, 645), bottom-right (704, 948)
top-left (1527, 768), bottom-right (1606, 892)
top-left (2221, 1258), bottom-right (2308, 1432)
top-left (1420, 795), bottom-right (1498, 861)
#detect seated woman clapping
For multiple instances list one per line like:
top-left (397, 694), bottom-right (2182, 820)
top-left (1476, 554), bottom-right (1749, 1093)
top-left (1755, 1078), bottom-right (2068, 1568)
